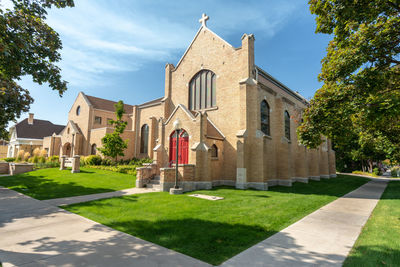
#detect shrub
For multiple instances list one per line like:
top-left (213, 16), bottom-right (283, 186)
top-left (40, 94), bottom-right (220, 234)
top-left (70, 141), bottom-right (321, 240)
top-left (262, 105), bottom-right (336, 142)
top-left (373, 167), bottom-right (380, 176)
top-left (1, 157), bottom-right (15, 162)
top-left (40, 149), bottom-right (47, 157)
top-left (32, 147), bottom-right (41, 157)
top-left (23, 152), bottom-right (31, 161)
top-left (85, 155), bottom-right (102, 165)
top-left (39, 156), bottom-right (46, 163)
top-left (47, 156), bottom-right (59, 163)
top-left (35, 161), bottom-right (60, 169)
top-left (80, 156), bottom-right (87, 166)
top-left (16, 150), bottom-right (25, 162)
top-left (101, 158), bottom-right (113, 166)
top-left (88, 164), bottom-right (137, 175)
top-left (28, 155), bottom-right (39, 163)
top-left (352, 171), bottom-right (378, 177)
top-left (391, 167), bottom-right (400, 178)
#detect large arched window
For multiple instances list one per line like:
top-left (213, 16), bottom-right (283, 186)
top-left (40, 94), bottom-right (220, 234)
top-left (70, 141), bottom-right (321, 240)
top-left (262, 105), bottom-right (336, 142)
top-left (260, 100), bottom-right (270, 136)
top-left (284, 110), bottom-right (291, 140)
top-left (189, 70), bottom-right (216, 110)
top-left (140, 124), bottom-right (149, 154)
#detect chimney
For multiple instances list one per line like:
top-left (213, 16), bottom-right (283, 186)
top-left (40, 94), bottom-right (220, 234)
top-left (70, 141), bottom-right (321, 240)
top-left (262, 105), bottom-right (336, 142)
top-left (28, 113), bottom-right (34, 125)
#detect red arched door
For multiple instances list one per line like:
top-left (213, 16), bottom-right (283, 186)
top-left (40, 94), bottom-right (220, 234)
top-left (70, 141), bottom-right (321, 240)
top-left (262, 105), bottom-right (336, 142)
top-left (169, 129), bottom-right (189, 165)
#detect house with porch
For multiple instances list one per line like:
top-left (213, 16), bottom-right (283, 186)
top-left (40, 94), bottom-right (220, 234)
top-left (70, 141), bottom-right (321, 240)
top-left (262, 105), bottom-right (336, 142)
top-left (7, 113), bottom-right (65, 158)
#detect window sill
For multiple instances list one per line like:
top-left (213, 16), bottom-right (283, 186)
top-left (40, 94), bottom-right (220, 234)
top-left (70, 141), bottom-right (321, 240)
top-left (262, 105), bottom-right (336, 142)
top-left (211, 157), bottom-right (219, 161)
top-left (263, 135), bottom-right (272, 140)
top-left (192, 106), bottom-right (218, 112)
top-left (282, 136), bottom-right (291, 143)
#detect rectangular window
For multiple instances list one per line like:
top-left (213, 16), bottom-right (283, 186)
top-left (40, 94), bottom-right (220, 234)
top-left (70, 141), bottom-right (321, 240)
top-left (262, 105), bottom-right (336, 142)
top-left (201, 72), bottom-right (206, 109)
top-left (94, 116), bottom-right (102, 125)
top-left (206, 72), bottom-right (212, 108)
top-left (211, 74), bottom-right (216, 107)
top-left (195, 76), bottom-right (201, 110)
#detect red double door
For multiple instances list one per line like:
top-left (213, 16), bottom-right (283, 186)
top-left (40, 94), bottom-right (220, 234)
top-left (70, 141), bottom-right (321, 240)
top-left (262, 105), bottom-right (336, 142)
top-left (169, 130), bottom-right (189, 165)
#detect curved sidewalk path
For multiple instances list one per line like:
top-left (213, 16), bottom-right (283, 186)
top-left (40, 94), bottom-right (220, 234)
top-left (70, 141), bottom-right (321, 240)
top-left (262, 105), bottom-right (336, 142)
top-left (220, 180), bottom-right (388, 267)
top-left (0, 187), bottom-right (210, 267)
top-left (42, 187), bottom-right (159, 206)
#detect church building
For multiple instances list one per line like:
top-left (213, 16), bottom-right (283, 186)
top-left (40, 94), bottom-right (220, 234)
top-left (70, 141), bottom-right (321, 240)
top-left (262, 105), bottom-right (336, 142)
top-left (43, 14), bottom-right (336, 191)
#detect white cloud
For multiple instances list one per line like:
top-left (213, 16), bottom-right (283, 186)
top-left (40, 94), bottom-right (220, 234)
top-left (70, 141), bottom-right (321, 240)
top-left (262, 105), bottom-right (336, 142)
top-left (42, 0), bottom-right (303, 88)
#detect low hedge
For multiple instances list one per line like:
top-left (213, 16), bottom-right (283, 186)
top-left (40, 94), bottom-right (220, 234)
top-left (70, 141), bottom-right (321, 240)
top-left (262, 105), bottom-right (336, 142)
top-left (0, 157), bottom-right (15, 162)
top-left (352, 171), bottom-right (378, 177)
top-left (88, 165), bottom-right (138, 176)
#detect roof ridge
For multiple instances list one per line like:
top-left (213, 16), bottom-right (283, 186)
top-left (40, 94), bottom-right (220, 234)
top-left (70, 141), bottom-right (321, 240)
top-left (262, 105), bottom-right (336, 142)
top-left (86, 94), bottom-right (135, 107)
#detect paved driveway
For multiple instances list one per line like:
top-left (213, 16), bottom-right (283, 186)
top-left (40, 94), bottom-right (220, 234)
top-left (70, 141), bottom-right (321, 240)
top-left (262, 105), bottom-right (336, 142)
top-left (0, 187), bottom-right (210, 267)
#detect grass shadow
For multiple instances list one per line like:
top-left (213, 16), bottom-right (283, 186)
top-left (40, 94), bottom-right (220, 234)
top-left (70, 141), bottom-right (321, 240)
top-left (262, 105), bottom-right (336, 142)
top-left (104, 218), bottom-right (276, 265)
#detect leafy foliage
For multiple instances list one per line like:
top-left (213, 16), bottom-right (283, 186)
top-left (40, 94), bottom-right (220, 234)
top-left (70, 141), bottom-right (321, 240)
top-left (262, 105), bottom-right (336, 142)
top-left (97, 101), bottom-right (128, 162)
top-left (299, 0), bottom-right (400, 164)
top-left (0, 0), bottom-right (74, 138)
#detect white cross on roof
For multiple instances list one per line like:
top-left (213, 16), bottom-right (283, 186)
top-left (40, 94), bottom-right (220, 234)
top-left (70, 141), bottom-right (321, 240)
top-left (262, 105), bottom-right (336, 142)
top-left (199, 13), bottom-right (209, 27)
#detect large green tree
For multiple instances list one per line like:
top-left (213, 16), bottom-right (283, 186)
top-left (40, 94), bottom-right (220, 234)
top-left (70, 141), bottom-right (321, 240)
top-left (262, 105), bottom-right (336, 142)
top-left (298, 0), bottom-right (400, 164)
top-left (98, 101), bottom-right (128, 162)
top-left (0, 0), bottom-right (74, 139)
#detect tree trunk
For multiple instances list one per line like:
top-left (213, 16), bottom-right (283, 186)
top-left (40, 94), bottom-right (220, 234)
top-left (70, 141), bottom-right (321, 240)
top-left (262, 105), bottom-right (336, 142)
top-left (368, 160), bottom-right (373, 173)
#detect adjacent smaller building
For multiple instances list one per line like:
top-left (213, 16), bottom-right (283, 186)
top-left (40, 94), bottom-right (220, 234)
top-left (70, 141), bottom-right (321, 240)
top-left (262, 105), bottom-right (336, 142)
top-left (7, 113), bottom-right (65, 158)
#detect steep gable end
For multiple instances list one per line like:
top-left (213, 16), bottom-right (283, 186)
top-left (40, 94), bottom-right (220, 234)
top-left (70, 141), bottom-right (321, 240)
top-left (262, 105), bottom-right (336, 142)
top-left (174, 25), bottom-right (237, 71)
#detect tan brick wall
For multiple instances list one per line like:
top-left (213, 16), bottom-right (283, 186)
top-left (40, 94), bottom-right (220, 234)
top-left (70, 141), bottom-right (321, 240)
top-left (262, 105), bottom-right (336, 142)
top-left (0, 146), bottom-right (8, 158)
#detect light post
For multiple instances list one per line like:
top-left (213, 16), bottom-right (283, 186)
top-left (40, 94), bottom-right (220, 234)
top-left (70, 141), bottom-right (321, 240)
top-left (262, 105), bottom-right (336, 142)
top-left (173, 119), bottom-right (181, 189)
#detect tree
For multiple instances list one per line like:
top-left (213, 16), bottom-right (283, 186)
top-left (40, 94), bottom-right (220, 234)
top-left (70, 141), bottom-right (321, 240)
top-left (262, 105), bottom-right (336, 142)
top-left (298, 0), bottom-right (400, 164)
top-left (0, 0), bottom-right (74, 139)
top-left (97, 101), bottom-right (128, 162)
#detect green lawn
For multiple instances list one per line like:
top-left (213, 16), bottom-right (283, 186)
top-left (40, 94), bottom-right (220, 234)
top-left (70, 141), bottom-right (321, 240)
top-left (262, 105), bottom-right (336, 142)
top-left (344, 181), bottom-right (400, 267)
top-left (65, 175), bottom-right (368, 265)
top-left (0, 167), bottom-right (136, 200)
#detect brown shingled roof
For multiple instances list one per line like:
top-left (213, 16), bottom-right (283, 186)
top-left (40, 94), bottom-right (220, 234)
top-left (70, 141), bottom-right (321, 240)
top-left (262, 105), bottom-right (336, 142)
top-left (86, 95), bottom-right (134, 113)
top-left (138, 97), bottom-right (163, 107)
top-left (85, 94), bottom-right (163, 112)
top-left (15, 119), bottom-right (65, 139)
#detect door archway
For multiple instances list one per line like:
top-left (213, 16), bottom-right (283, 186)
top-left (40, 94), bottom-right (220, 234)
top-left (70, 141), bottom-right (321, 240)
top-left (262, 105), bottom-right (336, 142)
top-left (63, 142), bottom-right (71, 157)
top-left (169, 129), bottom-right (189, 165)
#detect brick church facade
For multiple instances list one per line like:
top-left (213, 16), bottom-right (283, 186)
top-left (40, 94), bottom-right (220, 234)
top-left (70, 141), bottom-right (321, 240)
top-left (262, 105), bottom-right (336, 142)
top-left (43, 15), bottom-right (336, 191)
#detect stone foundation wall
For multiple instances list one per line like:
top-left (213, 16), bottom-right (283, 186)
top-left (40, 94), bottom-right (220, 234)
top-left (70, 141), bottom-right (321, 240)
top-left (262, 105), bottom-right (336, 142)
top-left (0, 162), bottom-right (9, 174)
top-left (160, 164), bottom-right (196, 191)
top-left (136, 163), bottom-right (157, 188)
top-left (9, 163), bottom-right (34, 175)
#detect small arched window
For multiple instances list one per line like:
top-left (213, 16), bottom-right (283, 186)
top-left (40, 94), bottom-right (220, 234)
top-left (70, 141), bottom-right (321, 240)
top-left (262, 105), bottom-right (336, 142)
top-left (284, 110), bottom-right (291, 140)
top-left (91, 144), bottom-right (97, 155)
top-left (260, 100), bottom-right (270, 136)
top-left (140, 124), bottom-right (149, 154)
top-left (189, 70), bottom-right (216, 110)
top-left (211, 144), bottom-right (218, 158)
top-left (76, 106), bottom-right (81, 116)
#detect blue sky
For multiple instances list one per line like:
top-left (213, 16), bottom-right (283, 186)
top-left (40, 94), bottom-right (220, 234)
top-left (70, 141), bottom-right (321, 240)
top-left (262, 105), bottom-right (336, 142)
top-left (3, 0), bottom-right (331, 126)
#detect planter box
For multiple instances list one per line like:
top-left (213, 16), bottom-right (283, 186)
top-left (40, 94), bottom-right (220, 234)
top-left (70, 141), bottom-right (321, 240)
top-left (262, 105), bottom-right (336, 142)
top-left (9, 163), bottom-right (34, 175)
top-left (0, 162), bottom-right (9, 174)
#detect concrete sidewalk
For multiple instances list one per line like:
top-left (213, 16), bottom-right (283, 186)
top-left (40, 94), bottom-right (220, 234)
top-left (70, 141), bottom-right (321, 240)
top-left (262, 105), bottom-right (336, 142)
top-left (42, 187), bottom-right (159, 206)
top-left (0, 187), bottom-right (210, 267)
top-left (220, 180), bottom-right (388, 267)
